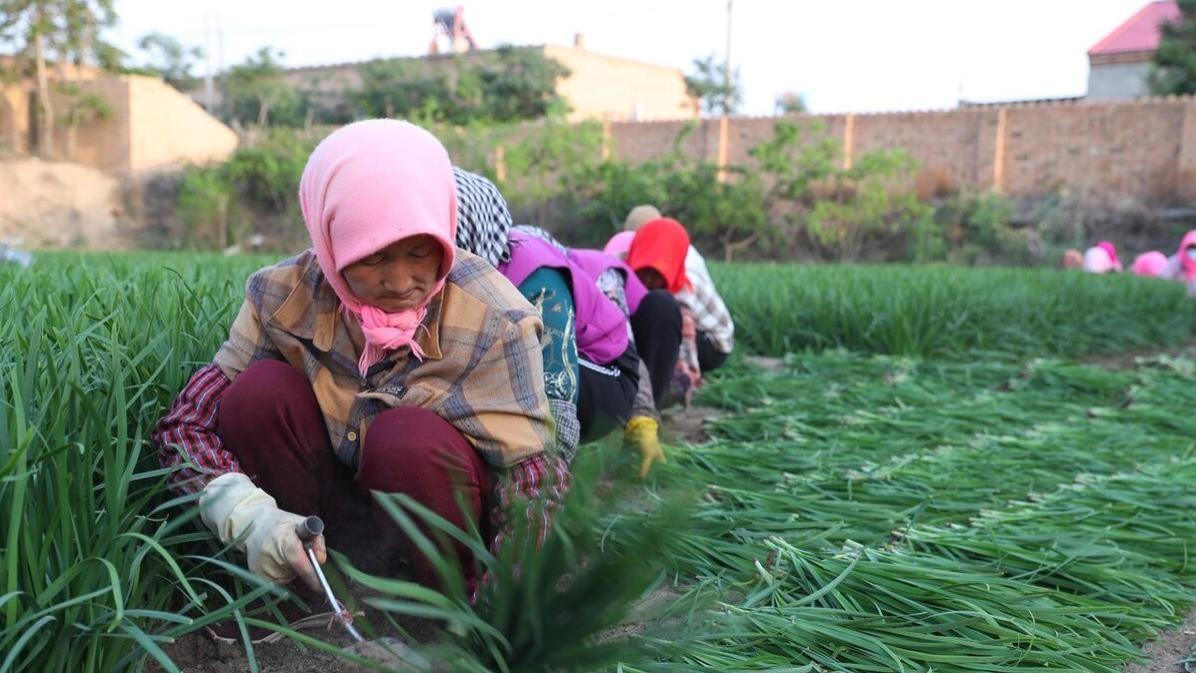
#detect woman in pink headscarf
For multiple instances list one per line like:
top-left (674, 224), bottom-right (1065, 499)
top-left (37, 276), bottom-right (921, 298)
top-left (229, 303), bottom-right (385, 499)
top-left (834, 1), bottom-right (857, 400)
top-left (1082, 240), bottom-right (1123, 274)
top-left (153, 121), bottom-right (566, 604)
top-left (1163, 230), bottom-right (1196, 294)
top-left (1131, 251), bottom-right (1169, 278)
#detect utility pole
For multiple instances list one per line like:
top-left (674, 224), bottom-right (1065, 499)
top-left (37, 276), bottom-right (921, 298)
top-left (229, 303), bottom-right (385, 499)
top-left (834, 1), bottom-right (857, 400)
top-left (203, 13), bottom-right (215, 112)
top-left (724, 0), bottom-right (733, 96)
top-left (716, 0), bottom-right (733, 182)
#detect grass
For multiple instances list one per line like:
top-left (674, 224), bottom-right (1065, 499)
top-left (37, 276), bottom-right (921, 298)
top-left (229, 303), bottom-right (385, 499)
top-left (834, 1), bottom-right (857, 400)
top-left (4, 251), bottom-right (1196, 672)
top-left (712, 262), bottom-right (1196, 358)
top-left (0, 253), bottom-right (272, 672)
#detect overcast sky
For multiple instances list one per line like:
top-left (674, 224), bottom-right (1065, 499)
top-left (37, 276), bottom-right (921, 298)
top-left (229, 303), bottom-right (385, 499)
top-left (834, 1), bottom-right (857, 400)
top-left (109, 0), bottom-right (1151, 115)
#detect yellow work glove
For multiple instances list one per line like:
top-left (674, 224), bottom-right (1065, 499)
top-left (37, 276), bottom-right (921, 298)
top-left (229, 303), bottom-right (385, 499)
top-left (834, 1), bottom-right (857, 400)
top-left (199, 472), bottom-right (325, 590)
top-left (624, 416), bottom-right (665, 478)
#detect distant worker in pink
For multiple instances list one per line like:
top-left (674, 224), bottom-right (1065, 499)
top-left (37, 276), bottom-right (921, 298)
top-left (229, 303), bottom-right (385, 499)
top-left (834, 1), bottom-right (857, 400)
top-left (1131, 251), bottom-right (1169, 278)
top-left (1082, 241), bottom-right (1123, 274)
top-left (1061, 249), bottom-right (1084, 269)
top-left (1162, 230), bottom-right (1196, 295)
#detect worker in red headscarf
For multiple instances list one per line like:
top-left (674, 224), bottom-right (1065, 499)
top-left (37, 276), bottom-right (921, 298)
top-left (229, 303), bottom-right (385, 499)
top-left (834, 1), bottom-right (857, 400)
top-left (626, 217), bottom-right (734, 409)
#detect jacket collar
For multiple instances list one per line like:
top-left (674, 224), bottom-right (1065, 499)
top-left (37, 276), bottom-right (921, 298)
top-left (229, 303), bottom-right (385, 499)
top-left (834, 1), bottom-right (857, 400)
top-left (267, 253), bottom-right (444, 360)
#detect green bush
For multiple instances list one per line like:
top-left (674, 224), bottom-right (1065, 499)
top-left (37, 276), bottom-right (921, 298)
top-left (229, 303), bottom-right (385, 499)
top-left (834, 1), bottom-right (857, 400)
top-left (352, 47), bottom-right (570, 125)
top-left (175, 167), bottom-right (234, 249)
top-left (559, 124), bottom-right (774, 258)
top-left (171, 129), bottom-right (318, 249)
top-left (927, 191), bottom-right (1032, 266)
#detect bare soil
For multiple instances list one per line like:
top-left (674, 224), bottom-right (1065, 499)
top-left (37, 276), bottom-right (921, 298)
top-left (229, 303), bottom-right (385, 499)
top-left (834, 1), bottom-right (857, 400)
top-left (1082, 342), bottom-right (1196, 371)
top-left (154, 601), bottom-right (440, 673)
top-left (1126, 609), bottom-right (1196, 673)
top-left (661, 404), bottom-right (724, 445)
top-left (0, 158), bottom-right (130, 248)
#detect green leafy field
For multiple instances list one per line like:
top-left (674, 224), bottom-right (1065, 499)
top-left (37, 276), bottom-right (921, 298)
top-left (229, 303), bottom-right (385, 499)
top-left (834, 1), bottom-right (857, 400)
top-left (2, 252), bottom-right (1195, 672)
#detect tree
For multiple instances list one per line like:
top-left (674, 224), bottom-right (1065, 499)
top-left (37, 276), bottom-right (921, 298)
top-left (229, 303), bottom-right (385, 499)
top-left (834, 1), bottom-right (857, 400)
top-left (684, 53), bottom-right (741, 116)
top-left (750, 120), bottom-right (931, 261)
top-left (477, 46), bottom-right (570, 122)
top-left (135, 32), bottom-right (202, 91)
top-left (352, 47), bottom-right (569, 125)
top-left (54, 80), bottom-right (109, 157)
top-left (775, 90), bottom-right (808, 115)
top-left (354, 58), bottom-right (456, 121)
top-left (222, 46), bottom-right (296, 128)
top-left (1152, 0), bottom-right (1196, 94)
top-left (0, 0), bottom-right (118, 156)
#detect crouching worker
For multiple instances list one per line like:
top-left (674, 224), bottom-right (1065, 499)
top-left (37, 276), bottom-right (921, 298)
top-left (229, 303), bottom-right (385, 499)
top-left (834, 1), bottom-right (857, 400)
top-left (569, 243), bottom-right (670, 477)
top-left (453, 169), bottom-right (638, 456)
top-left (626, 217), bottom-right (735, 405)
top-left (1163, 230), bottom-right (1196, 295)
top-left (152, 120), bottom-right (568, 600)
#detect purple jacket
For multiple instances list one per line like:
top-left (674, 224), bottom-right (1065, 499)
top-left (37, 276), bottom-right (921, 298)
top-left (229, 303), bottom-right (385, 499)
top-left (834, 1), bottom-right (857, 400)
top-left (569, 249), bottom-right (648, 315)
top-left (499, 232), bottom-right (628, 364)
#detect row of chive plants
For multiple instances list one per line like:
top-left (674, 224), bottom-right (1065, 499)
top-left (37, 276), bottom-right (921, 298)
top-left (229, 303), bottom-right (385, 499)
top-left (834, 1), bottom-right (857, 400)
top-left (6, 252), bottom-right (1196, 671)
top-left (609, 352), bottom-right (1196, 671)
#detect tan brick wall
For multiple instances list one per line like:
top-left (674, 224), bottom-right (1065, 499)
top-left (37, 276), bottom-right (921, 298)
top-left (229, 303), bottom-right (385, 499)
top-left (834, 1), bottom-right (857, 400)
top-left (1001, 101), bottom-right (1185, 201)
top-left (605, 97), bottom-right (1196, 205)
top-left (542, 45), bottom-right (698, 122)
top-left (48, 78), bottom-right (131, 172)
top-left (126, 76), bottom-right (238, 173)
top-left (0, 87), bottom-right (25, 152)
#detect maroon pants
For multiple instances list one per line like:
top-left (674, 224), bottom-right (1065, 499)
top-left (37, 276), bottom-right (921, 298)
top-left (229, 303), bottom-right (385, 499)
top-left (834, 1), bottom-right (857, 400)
top-left (217, 360), bottom-right (492, 591)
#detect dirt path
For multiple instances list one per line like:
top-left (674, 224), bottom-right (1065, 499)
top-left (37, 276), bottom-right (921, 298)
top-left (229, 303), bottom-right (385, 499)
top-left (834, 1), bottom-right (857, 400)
top-left (1126, 610), bottom-right (1196, 673)
top-left (1082, 341), bottom-right (1196, 371)
top-left (0, 158), bottom-right (129, 248)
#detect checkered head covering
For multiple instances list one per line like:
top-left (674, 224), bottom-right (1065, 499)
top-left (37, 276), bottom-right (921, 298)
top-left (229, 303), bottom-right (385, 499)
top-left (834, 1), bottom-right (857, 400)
top-left (453, 167), bottom-right (512, 267)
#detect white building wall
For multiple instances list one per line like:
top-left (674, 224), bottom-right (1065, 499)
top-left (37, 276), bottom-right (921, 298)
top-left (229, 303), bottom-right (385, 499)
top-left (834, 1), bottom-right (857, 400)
top-left (1087, 61), bottom-right (1153, 101)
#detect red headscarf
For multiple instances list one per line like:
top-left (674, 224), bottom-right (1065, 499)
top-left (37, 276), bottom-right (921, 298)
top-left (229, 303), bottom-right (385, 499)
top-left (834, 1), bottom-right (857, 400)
top-left (626, 218), bottom-right (690, 294)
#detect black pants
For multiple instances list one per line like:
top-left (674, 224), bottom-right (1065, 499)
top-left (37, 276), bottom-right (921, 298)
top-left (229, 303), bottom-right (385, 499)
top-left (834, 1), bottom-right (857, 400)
top-left (630, 289), bottom-right (682, 409)
top-left (697, 332), bottom-right (728, 373)
top-left (578, 344), bottom-right (640, 442)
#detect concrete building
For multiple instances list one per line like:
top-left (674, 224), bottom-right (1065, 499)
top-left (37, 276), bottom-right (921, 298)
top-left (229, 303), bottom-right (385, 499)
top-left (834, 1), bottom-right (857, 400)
top-left (282, 39), bottom-right (699, 123)
top-left (1087, 1), bottom-right (1181, 101)
top-left (0, 59), bottom-right (237, 173)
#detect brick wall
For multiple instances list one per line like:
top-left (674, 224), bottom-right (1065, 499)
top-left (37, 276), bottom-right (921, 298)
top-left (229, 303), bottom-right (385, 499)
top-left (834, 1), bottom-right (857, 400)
top-left (48, 78), bottom-right (131, 172)
top-left (0, 87), bottom-right (24, 152)
top-left (602, 97), bottom-right (1196, 206)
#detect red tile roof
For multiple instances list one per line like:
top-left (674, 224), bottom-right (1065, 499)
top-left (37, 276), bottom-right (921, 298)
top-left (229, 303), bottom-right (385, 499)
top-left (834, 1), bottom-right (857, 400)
top-left (1089, 1), bottom-right (1182, 56)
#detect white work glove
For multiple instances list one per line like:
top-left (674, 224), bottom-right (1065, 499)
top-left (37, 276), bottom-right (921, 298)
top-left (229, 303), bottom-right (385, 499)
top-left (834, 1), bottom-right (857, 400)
top-left (199, 472), bottom-right (326, 590)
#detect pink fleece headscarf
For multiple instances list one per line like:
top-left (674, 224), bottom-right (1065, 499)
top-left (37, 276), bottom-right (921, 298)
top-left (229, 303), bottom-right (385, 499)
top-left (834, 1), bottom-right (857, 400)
top-left (603, 231), bottom-right (635, 259)
top-left (1131, 251), bottom-right (1169, 278)
top-left (299, 120), bottom-right (457, 375)
top-left (1178, 230), bottom-right (1196, 282)
top-left (1097, 241), bottom-right (1122, 271)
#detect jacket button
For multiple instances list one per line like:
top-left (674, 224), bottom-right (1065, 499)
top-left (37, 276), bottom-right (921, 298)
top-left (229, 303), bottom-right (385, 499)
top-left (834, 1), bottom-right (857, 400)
top-left (347, 431), bottom-right (358, 442)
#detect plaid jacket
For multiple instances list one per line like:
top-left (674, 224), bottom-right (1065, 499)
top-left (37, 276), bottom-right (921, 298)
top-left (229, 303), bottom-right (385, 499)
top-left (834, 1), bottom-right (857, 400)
top-left (153, 249), bottom-right (568, 545)
top-left (676, 246), bottom-right (734, 355)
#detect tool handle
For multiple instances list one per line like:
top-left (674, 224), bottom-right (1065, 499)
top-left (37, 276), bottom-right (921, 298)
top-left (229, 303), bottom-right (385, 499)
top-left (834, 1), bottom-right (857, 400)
top-left (294, 516), bottom-right (325, 546)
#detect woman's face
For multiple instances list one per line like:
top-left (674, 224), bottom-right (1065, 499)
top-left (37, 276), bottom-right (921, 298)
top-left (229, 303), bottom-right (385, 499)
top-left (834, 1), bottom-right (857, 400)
top-left (636, 267), bottom-right (667, 291)
top-left (343, 235), bottom-right (444, 312)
